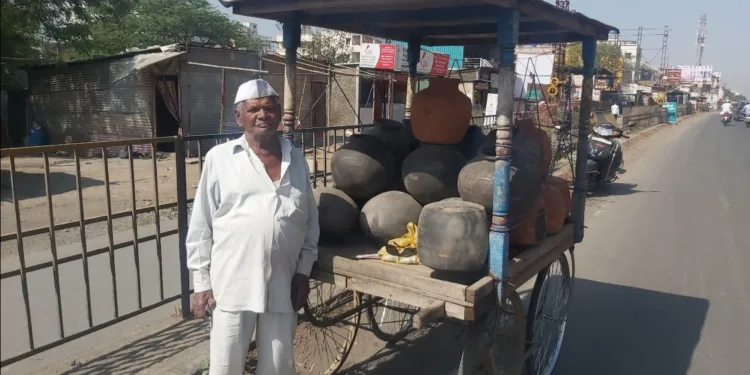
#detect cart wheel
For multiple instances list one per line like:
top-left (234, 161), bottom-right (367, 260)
top-left (457, 291), bottom-right (526, 375)
top-left (525, 253), bottom-right (572, 375)
top-left (246, 280), bottom-right (362, 375)
top-left (364, 294), bottom-right (419, 342)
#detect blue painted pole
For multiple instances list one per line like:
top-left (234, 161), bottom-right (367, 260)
top-left (572, 38), bottom-right (597, 243)
top-left (282, 19), bottom-right (301, 144)
top-left (490, 8), bottom-right (519, 301)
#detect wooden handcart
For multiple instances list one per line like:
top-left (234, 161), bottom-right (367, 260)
top-left (221, 0), bottom-right (617, 373)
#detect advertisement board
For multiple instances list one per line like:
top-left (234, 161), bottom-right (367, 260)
top-left (359, 43), bottom-right (398, 70)
top-left (416, 50), bottom-right (450, 76)
top-left (665, 69), bottom-right (681, 83)
top-left (675, 65), bottom-right (714, 83)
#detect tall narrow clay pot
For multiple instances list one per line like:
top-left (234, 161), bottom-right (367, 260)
top-left (410, 78), bottom-right (472, 145)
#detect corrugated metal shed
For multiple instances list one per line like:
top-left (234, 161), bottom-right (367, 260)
top-left (26, 57), bottom-right (154, 155)
top-left (386, 41), bottom-right (464, 69)
top-left (179, 47), bottom-right (262, 155)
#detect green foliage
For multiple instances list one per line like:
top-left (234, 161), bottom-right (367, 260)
top-left (0, 0), bottom-right (133, 88)
top-left (299, 30), bottom-right (352, 64)
top-left (88, 0), bottom-right (260, 55)
top-left (565, 42), bottom-right (626, 74)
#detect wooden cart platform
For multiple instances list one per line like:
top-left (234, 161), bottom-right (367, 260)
top-left (311, 224), bottom-right (574, 327)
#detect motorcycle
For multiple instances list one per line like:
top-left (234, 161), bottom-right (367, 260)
top-left (585, 122), bottom-right (633, 191)
top-left (721, 113), bottom-right (731, 126)
top-left (746, 114), bottom-right (750, 127)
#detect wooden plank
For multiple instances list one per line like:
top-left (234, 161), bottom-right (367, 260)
top-left (465, 276), bottom-right (495, 303)
top-left (346, 277), bottom-right (471, 320)
top-left (509, 225), bottom-right (573, 281)
top-left (506, 225), bottom-right (574, 293)
top-left (413, 301), bottom-right (446, 329)
top-left (316, 242), bottom-right (472, 303)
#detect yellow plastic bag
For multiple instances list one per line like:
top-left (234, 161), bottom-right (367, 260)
top-left (376, 222), bottom-right (420, 265)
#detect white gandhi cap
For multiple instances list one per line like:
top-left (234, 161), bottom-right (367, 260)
top-left (234, 79), bottom-right (279, 104)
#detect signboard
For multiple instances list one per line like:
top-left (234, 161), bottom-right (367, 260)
top-left (396, 46), bottom-right (409, 71)
top-left (595, 79), bottom-right (610, 90)
top-left (526, 90), bottom-right (542, 101)
top-left (572, 75), bottom-right (583, 87)
top-left (359, 43), bottom-right (398, 70)
top-left (675, 65), bottom-right (713, 83)
top-left (592, 89), bottom-right (601, 102)
top-left (665, 69), bottom-right (681, 83)
top-left (416, 50), bottom-right (450, 76)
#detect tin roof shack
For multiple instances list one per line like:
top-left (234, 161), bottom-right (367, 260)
top-left (24, 46), bottom-right (183, 154)
top-left (23, 45), bottom-right (263, 155)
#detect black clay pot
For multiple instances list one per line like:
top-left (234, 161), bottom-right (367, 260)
top-left (417, 199), bottom-right (489, 272)
top-left (314, 187), bottom-right (359, 240)
top-left (401, 145), bottom-right (467, 205)
top-left (458, 130), bottom-right (542, 218)
top-left (331, 134), bottom-right (394, 200)
top-left (359, 191), bottom-right (422, 245)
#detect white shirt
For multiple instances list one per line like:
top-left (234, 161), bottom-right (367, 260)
top-left (743, 104), bottom-right (750, 115)
top-left (611, 104), bottom-right (620, 116)
top-left (186, 135), bottom-right (319, 313)
top-left (720, 103), bottom-right (733, 114)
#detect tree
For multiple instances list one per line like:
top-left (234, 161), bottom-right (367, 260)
top-left (1, 0), bottom-right (132, 88)
top-left (299, 29), bottom-right (352, 64)
top-left (87, 0), bottom-right (260, 55)
top-left (565, 42), bottom-right (626, 74)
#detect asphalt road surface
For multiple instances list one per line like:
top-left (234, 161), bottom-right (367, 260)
top-left (554, 114), bottom-right (750, 375)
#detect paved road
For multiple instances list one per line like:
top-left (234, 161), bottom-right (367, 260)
top-left (555, 115), bottom-right (750, 375)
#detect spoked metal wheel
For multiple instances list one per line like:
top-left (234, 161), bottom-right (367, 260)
top-left (457, 291), bottom-right (526, 375)
top-left (246, 280), bottom-right (362, 375)
top-left (365, 294), bottom-right (419, 342)
top-left (525, 253), bottom-right (573, 375)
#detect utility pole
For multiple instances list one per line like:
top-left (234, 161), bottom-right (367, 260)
top-left (696, 15), bottom-right (708, 100)
top-left (659, 25), bottom-right (670, 85)
top-left (552, 0), bottom-right (570, 82)
top-left (634, 26), bottom-right (643, 83)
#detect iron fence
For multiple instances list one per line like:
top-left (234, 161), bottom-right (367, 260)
top-left (0, 124), bottom-right (371, 367)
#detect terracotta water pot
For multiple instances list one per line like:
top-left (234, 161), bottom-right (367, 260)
top-left (518, 119), bottom-right (552, 179)
top-left (547, 176), bottom-right (571, 217)
top-left (510, 197), bottom-right (547, 247)
top-left (540, 183), bottom-right (566, 234)
top-left (410, 78), bottom-right (472, 144)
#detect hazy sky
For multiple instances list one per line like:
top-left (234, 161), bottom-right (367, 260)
top-left (211, 0), bottom-right (749, 95)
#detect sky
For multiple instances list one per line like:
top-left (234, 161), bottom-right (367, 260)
top-left (210, 0), bottom-right (750, 95)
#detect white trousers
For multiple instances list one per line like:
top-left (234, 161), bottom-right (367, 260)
top-left (209, 309), bottom-right (297, 375)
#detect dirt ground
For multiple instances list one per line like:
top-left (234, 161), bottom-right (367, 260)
top-left (0, 146), bottom-right (339, 261)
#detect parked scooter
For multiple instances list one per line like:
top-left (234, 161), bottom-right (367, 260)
top-left (721, 113), bottom-right (731, 126)
top-left (586, 122), bottom-right (635, 191)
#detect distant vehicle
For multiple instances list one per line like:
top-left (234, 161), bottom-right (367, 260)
top-left (735, 101), bottom-right (748, 121)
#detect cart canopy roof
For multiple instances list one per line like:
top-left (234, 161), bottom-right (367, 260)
top-left (220, 0), bottom-right (617, 46)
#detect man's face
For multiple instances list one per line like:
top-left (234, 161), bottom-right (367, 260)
top-left (235, 96), bottom-right (280, 137)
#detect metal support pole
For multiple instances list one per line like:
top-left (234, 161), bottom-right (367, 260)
top-left (404, 36), bottom-right (421, 123)
top-left (282, 19), bottom-right (301, 143)
top-left (572, 38), bottom-right (597, 243)
top-left (490, 8), bottom-right (519, 301)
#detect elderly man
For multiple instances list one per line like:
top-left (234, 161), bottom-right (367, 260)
top-left (186, 79), bottom-right (319, 375)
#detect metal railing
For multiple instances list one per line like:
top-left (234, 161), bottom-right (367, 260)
top-left (0, 124), bottom-right (371, 367)
top-left (0, 137), bottom-right (184, 367)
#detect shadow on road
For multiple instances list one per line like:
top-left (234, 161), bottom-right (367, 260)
top-left (341, 322), bottom-right (465, 375)
top-left (58, 319), bottom-right (208, 375)
top-left (589, 182), bottom-right (659, 198)
top-left (554, 278), bottom-right (709, 375)
top-left (0, 170), bottom-right (106, 202)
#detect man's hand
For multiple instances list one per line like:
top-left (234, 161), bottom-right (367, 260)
top-left (291, 274), bottom-right (310, 311)
top-left (191, 290), bottom-right (216, 319)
